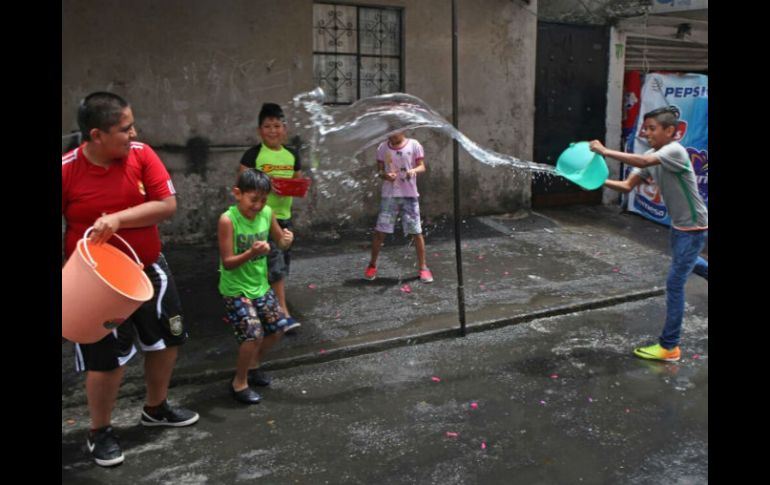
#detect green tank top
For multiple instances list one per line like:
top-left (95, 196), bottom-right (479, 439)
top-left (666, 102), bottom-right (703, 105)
top-left (254, 145), bottom-right (297, 220)
top-left (218, 205), bottom-right (272, 299)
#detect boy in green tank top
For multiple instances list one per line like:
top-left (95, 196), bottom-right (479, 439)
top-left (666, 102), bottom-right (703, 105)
top-left (239, 102), bottom-right (303, 333)
top-left (218, 169), bottom-right (294, 404)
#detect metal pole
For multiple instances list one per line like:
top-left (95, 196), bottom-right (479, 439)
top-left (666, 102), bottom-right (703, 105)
top-left (452, 0), bottom-right (467, 336)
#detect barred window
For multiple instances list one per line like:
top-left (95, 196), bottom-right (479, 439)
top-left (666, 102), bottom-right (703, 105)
top-left (313, 2), bottom-right (403, 104)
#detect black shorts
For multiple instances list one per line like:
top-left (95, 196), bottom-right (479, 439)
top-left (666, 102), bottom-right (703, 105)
top-left (268, 218), bottom-right (293, 283)
top-left (73, 253), bottom-right (187, 372)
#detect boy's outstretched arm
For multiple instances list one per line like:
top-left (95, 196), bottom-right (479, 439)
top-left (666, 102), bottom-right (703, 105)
top-left (218, 213), bottom-right (270, 269)
top-left (589, 140), bottom-right (659, 169)
top-left (603, 171), bottom-right (644, 193)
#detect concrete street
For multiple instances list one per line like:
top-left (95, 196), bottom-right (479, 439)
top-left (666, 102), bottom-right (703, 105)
top-left (62, 206), bottom-right (708, 484)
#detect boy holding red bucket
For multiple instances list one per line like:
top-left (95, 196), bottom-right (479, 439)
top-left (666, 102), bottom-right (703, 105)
top-left (238, 103), bottom-right (306, 334)
top-left (218, 169), bottom-right (294, 404)
top-left (590, 106), bottom-right (708, 362)
top-left (62, 92), bottom-right (198, 467)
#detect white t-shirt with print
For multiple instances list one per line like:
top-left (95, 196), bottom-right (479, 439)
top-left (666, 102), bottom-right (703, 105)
top-left (376, 138), bottom-right (424, 198)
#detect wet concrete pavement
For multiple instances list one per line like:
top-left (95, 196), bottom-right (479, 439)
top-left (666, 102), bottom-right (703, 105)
top-left (61, 206), bottom-right (708, 483)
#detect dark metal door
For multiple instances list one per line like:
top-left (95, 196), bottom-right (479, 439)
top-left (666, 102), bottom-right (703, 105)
top-left (532, 22), bottom-right (609, 208)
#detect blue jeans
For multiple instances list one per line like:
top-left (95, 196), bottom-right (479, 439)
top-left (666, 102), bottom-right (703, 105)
top-left (660, 229), bottom-right (707, 349)
top-left (693, 255), bottom-right (708, 280)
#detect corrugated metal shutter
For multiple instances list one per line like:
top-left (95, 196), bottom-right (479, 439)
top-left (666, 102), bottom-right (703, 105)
top-left (625, 35), bottom-right (707, 72)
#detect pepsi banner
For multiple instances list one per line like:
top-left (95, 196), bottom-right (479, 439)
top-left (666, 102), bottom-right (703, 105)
top-left (624, 73), bottom-right (708, 225)
top-left (622, 71), bottom-right (642, 140)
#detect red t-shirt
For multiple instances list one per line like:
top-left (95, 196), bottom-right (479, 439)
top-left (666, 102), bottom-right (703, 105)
top-left (62, 142), bottom-right (176, 266)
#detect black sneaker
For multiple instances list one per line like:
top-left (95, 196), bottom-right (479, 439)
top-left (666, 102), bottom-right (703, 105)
top-left (231, 385), bottom-right (262, 404)
top-left (140, 400), bottom-right (199, 427)
top-left (247, 368), bottom-right (272, 387)
top-left (86, 426), bottom-right (124, 467)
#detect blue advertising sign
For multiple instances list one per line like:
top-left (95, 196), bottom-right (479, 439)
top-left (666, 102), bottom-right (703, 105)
top-left (625, 73), bottom-right (708, 225)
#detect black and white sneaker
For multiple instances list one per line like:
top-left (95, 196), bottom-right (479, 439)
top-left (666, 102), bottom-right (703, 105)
top-left (140, 400), bottom-right (199, 427)
top-left (87, 426), bottom-right (124, 467)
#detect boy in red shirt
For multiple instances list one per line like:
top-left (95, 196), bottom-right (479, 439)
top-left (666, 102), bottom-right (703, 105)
top-left (62, 92), bottom-right (198, 467)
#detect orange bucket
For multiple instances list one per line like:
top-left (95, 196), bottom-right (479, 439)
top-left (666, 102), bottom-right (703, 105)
top-left (62, 227), bottom-right (154, 343)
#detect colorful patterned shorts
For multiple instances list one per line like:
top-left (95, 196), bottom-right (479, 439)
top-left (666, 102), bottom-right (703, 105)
top-left (375, 197), bottom-right (422, 235)
top-left (223, 289), bottom-right (286, 343)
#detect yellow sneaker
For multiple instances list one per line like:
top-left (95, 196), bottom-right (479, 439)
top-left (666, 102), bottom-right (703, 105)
top-left (633, 343), bottom-right (681, 362)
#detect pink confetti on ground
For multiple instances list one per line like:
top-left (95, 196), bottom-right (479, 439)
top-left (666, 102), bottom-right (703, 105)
top-left (625, 408), bottom-right (631, 413)
top-left (503, 271), bottom-right (510, 276)
top-left (400, 285), bottom-right (412, 293)
top-left (693, 354), bottom-right (700, 360)
top-left (308, 283), bottom-right (317, 289)
top-left (431, 376), bottom-right (441, 383)
top-left (588, 397), bottom-right (594, 403)
top-left (481, 442), bottom-right (487, 450)
top-left (479, 284), bottom-right (486, 290)
top-left (550, 374), bottom-right (559, 379)
top-left (470, 402), bottom-right (479, 410)
top-left (612, 268), bottom-right (620, 273)
top-left (319, 349), bottom-right (327, 354)
top-left (478, 255), bottom-right (485, 260)
top-left (540, 400), bottom-right (546, 405)
top-left (446, 432), bottom-right (458, 438)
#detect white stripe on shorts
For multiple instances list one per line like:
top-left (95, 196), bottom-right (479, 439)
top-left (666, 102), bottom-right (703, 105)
top-left (118, 344), bottom-right (138, 367)
top-left (140, 338), bottom-right (168, 352)
top-left (74, 343), bottom-right (86, 372)
top-left (137, 260), bottom-right (170, 352)
top-left (73, 333), bottom-right (138, 372)
top-left (152, 261), bottom-right (168, 320)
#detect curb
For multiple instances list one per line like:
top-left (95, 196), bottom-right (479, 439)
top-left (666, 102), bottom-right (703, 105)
top-left (62, 287), bottom-right (663, 409)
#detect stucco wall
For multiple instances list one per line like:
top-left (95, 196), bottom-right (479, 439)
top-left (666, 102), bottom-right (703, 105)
top-left (62, 0), bottom-right (538, 243)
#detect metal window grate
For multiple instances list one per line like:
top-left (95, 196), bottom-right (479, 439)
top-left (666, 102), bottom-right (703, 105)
top-left (313, 3), bottom-right (403, 104)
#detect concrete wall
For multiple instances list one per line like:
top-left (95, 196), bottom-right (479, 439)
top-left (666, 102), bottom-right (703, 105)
top-left (452, 0), bottom-right (537, 217)
top-left (62, 0), bottom-right (538, 243)
top-left (603, 26), bottom-right (626, 206)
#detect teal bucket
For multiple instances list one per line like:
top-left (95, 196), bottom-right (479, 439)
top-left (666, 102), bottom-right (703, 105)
top-left (555, 141), bottom-right (609, 190)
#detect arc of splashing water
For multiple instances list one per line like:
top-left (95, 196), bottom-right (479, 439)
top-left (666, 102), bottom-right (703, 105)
top-left (291, 87), bottom-right (556, 174)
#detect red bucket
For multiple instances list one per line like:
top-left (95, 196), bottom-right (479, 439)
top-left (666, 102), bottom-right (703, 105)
top-left (271, 177), bottom-right (312, 197)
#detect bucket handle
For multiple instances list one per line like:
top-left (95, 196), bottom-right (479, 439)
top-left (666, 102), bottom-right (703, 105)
top-left (81, 226), bottom-right (144, 270)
